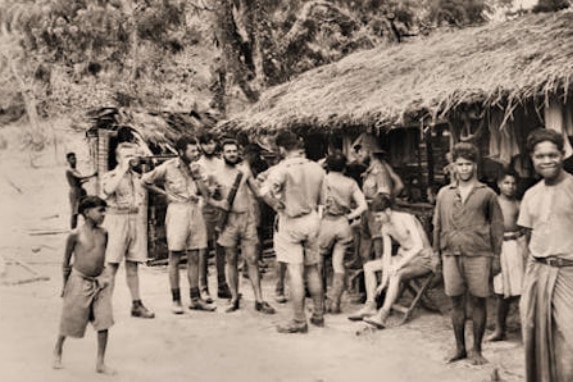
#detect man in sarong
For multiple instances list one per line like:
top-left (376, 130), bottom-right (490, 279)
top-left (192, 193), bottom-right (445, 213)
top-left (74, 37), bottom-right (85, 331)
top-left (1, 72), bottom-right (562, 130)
top-left (518, 128), bottom-right (573, 382)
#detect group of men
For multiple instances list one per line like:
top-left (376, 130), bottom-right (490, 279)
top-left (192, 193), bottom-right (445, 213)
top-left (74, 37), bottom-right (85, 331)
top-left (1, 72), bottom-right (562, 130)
top-left (60, 126), bottom-right (573, 382)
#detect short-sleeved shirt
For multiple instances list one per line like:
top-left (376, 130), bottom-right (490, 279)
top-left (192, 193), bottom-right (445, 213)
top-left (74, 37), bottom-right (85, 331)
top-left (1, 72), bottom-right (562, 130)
top-left (362, 160), bottom-right (393, 200)
top-left (101, 169), bottom-right (145, 210)
top-left (433, 182), bottom-right (504, 257)
top-left (141, 158), bottom-right (201, 203)
top-left (261, 155), bottom-right (325, 218)
top-left (197, 156), bottom-right (224, 185)
top-left (211, 163), bottom-right (255, 213)
top-left (517, 172), bottom-right (573, 260)
top-left (323, 172), bottom-right (364, 216)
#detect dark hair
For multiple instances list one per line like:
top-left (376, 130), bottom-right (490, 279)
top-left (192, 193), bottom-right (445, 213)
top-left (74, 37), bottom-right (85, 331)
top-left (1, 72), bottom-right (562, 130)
top-left (117, 126), bottom-right (135, 143)
top-left (199, 131), bottom-right (217, 145)
top-left (326, 150), bottom-right (347, 172)
top-left (79, 196), bottom-right (107, 216)
top-left (175, 135), bottom-right (199, 153)
top-left (452, 142), bottom-right (479, 163)
top-left (66, 152), bottom-right (76, 159)
top-left (370, 193), bottom-right (394, 212)
top-left (221, 138), bottom-right (239, 150)
top-left (526, 128), bottom-right (564, 153)
top-left (497, 168), bottom-right (519, 183)
top-left (275, 131), bottom-right (303, 151)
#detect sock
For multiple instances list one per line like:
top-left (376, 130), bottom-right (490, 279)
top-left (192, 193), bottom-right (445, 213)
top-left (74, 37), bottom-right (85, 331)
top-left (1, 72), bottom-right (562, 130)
top-left (132, 299), bottom-right (142, 307)
top-left (171, 288), bottom-right (181, 302)
top-left (190, 287), bottom-right (200, 300)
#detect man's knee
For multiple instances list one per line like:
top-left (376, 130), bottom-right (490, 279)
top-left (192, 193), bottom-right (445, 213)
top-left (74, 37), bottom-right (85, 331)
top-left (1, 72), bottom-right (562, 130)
top-left (125, 261), bottom-right (138, 276)
top-left (450, 295), bottom-right (465, 309)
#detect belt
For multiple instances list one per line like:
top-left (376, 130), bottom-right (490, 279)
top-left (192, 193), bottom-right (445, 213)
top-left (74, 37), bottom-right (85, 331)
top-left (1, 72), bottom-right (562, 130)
top-left (108, 207), bottom-right (139, 214)
top-left (503, 231), bottom-right (524, 241)
top-left (534, 256), bottom-right (573, 268)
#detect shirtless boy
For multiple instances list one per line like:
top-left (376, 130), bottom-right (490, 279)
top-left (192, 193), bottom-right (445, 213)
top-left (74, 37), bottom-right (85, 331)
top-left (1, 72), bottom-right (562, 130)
top-left (53, 196), bottom-right (115, 375)
top-left (348, 193), bottom-right (433, 327)
top-left (487, 170), bottom-right (526, 341)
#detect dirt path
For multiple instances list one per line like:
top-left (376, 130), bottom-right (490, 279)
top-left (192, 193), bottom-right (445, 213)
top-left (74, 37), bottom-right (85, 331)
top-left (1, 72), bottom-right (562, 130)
top-left (0, 126), bottom-right (525, 382)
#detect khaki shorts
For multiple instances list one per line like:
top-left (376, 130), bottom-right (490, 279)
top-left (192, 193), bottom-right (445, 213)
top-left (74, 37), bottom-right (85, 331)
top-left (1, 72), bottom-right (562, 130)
top-left (166, 203), bottom-right (207, 251)
top-left (274, 211), bottom-right (320, 265)
top-left (317, 215), bottom-right (353, 254)
top-left (59, 269), bottom-right (114, 338)
top-left (443, 254), bottom-right (492, 298)
top-left (217, 211), bottom-right (258, 255)
top-left (104, 212), bottom-right (147, 263)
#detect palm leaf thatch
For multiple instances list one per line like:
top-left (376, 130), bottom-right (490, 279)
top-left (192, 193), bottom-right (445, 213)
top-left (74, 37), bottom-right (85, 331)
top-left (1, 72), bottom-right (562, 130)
top-left (86, 107), bottom-right (218, 151)
top-left (220, 10), bottom-right (573, 134)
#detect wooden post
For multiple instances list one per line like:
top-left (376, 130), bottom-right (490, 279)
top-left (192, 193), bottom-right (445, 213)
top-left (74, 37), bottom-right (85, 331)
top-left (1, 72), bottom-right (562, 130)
top-left (425, 127), bottom-right (435, 187)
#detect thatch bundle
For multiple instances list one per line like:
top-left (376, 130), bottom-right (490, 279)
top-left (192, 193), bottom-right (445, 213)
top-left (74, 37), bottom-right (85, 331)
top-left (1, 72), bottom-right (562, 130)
top-left (220, 10), bottom-right (573, 134)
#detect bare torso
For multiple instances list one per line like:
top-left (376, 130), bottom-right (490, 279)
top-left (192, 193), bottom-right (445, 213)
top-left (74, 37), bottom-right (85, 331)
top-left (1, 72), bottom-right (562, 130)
top-left (71, 226), bottom-right (108, 277)
top-left (498, 197), bottom-right (520, 232)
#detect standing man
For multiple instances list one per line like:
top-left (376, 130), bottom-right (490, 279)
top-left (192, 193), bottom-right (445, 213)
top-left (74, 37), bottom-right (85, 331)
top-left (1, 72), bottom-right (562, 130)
top-left (210, 139), bottom-right (275, 314)
top-left (197, 132), bottom-right (232, 302)
top-left (433, 142), bottom-right (504, 365)
top-left (66, 152), bottom-right (97, 229)
top-left (101, 146), bottom-right (154, 319)
top-left (317, 150), bottom-right (367, 313)
top-left (142, 136), bottom-right (216, 314)
top-left (260, 131), bottom-right (326, 333)
top-left (518, 129), bottom-right (573, 382)
top-left (353, 133), bottom-right (404, 264)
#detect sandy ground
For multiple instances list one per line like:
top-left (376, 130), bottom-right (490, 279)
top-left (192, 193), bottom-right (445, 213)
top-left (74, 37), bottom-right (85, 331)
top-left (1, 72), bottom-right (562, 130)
top-left (0, 125), bottom-right (525, 382)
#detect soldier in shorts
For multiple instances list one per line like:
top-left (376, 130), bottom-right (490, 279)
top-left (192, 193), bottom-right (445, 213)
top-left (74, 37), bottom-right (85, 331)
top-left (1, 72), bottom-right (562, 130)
top-left (260, 131), bottom-right (326, 333)
top-left (143, 136), bottom-right (216, 314)
top-left (433, 142), bottom-right (504, 365)
top-left (317, 151), bottom-right (367, 313)
top-left (102, 145), bottom-right (154, 319)
top-left (209, 139), bottom-right (275, 314)
top-left (53, 196), bottom-right (115, 375)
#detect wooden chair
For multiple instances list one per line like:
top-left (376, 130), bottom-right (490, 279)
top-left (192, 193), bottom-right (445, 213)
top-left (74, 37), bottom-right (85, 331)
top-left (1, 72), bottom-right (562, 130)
top-left (390, 271), bottom-right (441, 325)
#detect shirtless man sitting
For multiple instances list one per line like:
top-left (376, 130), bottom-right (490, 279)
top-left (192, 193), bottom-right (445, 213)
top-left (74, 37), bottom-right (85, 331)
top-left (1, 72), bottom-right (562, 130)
top-left (348, 193), bottom-right (433, 328)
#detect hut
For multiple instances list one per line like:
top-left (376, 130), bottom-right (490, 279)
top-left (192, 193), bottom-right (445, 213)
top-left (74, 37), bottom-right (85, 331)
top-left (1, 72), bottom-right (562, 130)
top-left (86, 106), bottom-right (218, 261)
top-left (219, 10), bottom-right (573, 226)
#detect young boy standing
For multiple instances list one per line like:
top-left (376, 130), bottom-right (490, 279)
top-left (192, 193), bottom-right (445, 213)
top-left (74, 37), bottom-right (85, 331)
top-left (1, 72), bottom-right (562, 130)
top-left (487, 170), bottom-right (526, 342)
top-left (433, 142), bottom-right (504, 365)
top-left (53, 196), bottom-right (115, 375)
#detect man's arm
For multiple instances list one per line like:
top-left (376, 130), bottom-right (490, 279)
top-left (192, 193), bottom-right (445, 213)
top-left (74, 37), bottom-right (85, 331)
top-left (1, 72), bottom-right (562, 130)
top-left (61, 232), bottom-right (76, 296)
top-left (102, 166), bottom-right (129, 197)
top-left (489, 194), bottom-right (505, 258)
top-left (347, 184), bottom-right (367, 221)
top-left (141, 164), bottom-right (171, 199)
top-left (259, 166), bottom-right (286, 212)
top-left (384, 162), bottom-right (404, 197)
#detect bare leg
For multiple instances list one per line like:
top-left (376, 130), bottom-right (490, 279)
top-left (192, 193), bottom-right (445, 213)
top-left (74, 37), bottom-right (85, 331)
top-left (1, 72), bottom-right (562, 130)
top-left (447, 294), bottom-right (468, 363)
top-left (52, 335), bottom-right (65, 369)
top-left (364, 259), bottom-right (383, 304)
top-left (125, 261), bottom-right (141, 301)
top-left (225, 247), bottom-right (240, 310)
top-left (70, 214), bottom-right (78, 230)
top-left (107, 262), bottom-right (120, 294)
top-left (288, 263), bottom-right (306, 323)
top-left (96, 330), bottom-right (116, 375)
top-left (169, 251), bottom-right (183, 291)
top-left (306, 263), bottom-right (324, 323)
top-left (381, 273), bottom-right (402, 310)
top-left (487, 295), bottom-right (511, 342)
top-left (244, 244), bottom-right (263, 302)
top-left (469, 295), bottom-right (488, 365)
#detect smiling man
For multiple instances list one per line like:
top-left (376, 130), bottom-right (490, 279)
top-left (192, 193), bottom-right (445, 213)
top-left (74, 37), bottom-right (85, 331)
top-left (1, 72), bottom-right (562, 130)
top-left (518, 128), bottom-right (573, 382)
top-left (433, 142), bottom-right (504, 365)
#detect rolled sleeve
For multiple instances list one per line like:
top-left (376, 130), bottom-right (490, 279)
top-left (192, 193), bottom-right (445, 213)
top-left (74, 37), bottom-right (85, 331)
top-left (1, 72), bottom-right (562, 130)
top-left (141, 163), bottom-right (166, 186)
top-left (260, 166), bottom-right (284, 197)
top-left (517, 193), bottom-right (532, 229)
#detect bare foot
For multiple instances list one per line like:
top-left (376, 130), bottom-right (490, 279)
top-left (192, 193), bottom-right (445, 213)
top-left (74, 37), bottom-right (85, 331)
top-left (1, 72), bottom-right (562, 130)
top-left (52, 355), bottom-right (63, 370)
top-left (486, 331), bottom-right (507, 342)
top-left (469, 352), bottom-right (488, 366)
top-left (96, 364), bottom-right (117, 375)
top-left (446, 349), bottom-right (467, 364)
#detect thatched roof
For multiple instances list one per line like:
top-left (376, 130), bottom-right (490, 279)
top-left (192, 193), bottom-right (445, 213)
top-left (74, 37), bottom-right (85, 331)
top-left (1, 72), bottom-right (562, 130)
top-left (220, 11), bottom-right (573, 134)
top-left (86, 107), bottom-right (219, 148)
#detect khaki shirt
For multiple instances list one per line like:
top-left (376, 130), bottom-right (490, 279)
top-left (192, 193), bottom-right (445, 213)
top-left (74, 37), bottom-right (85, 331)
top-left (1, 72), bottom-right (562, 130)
top-left (101, 169), bottom-right (145, 210)
top-left (141, 158), bottom-right (201, 203)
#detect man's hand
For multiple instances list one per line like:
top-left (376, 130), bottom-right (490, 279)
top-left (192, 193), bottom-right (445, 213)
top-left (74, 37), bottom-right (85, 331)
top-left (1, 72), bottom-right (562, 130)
top-left (272, 200), bottom-right (285, 212)
top-left (375, 284), bottom-right (385, 297)
top-left (211, 199), bottom-right (230, 211)
top-left (189, 162), bottom-right (201, 179)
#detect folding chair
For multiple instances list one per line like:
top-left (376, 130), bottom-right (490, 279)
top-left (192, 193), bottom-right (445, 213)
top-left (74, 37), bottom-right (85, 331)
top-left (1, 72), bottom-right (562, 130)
top-left (391, 270), bottom-right (440, 325)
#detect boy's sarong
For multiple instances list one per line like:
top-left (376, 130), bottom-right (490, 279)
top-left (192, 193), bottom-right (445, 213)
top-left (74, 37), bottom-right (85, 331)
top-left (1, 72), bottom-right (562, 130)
top-left (493, 233), bottom-right (527, 298)
top-left (521, 257), bottom-right (573, 382)
top-left (59, 269), bottom-right (113, 338)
